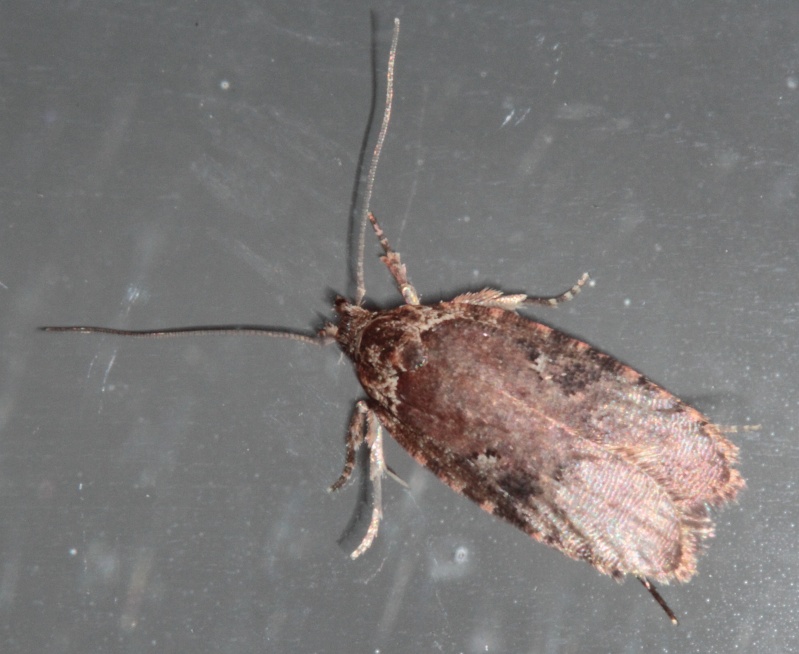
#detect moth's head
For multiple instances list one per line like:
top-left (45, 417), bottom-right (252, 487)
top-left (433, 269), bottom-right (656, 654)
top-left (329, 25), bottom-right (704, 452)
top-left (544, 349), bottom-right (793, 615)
top-left (322, 296), bottom-right (373, 359)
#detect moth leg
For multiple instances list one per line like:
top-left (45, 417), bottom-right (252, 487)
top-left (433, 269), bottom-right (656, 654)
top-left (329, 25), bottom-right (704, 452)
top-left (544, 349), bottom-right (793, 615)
top-left (385, 464), bottom-right (409, 489)
top-left (328, 401), bottom-right (369, 492)
top-left (329, 402), bottom-right (395, 558)
top-left (368, 211), bottom-right (420, 305)
top-left (521, 272), bottom-right (590, 307)
top-left (638, 577), bottom-right (678, 625)
top-left (452, 274), bottom-right (589, 310)
top-left (350, 408), bottom-right (388, 559)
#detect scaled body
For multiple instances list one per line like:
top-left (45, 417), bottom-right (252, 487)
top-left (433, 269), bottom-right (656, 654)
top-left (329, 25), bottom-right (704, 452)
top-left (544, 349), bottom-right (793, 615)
top-left (334, 295), bottom-right (743, 584)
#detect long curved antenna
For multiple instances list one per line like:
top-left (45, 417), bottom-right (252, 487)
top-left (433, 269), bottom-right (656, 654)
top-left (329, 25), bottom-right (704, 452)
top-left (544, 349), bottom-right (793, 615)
top-left (355, 17), bottom-right (400, 305)
top-left (42, 22), bottom-right (403, 342)
top-left (39, 325), bottom-right (324, 346)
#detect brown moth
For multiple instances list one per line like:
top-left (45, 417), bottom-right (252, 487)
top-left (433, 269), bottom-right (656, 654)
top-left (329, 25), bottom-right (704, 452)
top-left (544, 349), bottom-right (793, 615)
top-left (43, 18), bottom-right (744, 624)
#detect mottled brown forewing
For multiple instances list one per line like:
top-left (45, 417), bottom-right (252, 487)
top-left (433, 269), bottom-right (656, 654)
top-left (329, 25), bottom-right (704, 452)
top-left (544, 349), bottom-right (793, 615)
top-left (336, 298), bottom-right (743, 584)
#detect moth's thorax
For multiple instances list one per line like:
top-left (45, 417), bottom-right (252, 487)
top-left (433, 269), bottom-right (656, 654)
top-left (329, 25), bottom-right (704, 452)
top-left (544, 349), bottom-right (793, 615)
top-left (333, 300), bottom-right (452, 408)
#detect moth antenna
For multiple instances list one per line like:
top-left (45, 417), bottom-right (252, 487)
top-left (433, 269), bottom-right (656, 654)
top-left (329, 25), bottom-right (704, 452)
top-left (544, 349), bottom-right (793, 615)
top-left (638, 577), bottom-right (678, 625)
top-left (39, 325), bottom-right (326, 346)
top-left (521, 272), bottom-right (590, 307)
top-left (355, 17), bottom-right (400, 306)
top-left (46, 21), bottom-right (402, 340)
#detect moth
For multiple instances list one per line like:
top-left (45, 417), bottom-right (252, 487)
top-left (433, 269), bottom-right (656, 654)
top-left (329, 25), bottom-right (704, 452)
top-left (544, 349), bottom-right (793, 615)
top-left (44, 18), bottom-right (744, 624)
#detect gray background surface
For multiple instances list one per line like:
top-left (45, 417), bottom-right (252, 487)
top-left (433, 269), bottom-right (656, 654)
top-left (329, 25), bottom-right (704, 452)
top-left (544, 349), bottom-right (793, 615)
top-left (2, 2), bottom-right (797, 652)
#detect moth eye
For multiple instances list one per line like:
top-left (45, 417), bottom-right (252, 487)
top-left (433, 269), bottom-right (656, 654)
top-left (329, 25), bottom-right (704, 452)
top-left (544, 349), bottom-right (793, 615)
top-left (400, 342), bottom-right (427, 371)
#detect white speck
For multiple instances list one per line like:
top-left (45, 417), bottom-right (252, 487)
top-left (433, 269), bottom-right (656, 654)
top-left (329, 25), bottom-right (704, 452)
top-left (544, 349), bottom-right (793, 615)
top-left (787, 76), bottom-right (798, 90)
top-left (462, 215), bottom-right (471, 223)
top-left (69, 548), bottom-right (77, 556)
top-left (220, 79), bottom-right (230, 91)
top-left (453, 545), bottom-right (469, 564)
top-left (624, 298), bottom-right (631, 307)
top-left (501, 109), bottom-right (515, 128)
top-left (479, 70), bottom-right (487, 79)
top-left (428, 538), bottom-right (474, 581)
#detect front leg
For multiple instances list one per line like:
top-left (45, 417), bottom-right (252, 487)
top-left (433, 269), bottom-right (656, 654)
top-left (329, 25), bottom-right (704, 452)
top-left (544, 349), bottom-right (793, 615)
top-left (328, 400), bottom-right (389, 559)
top-left (350, 408), bottom-right (388, 559)
top-left (368, 212), bottom-right (420, 306)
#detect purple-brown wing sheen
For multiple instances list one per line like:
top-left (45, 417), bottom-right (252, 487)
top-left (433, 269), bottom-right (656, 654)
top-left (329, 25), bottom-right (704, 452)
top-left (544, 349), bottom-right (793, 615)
top-left (334, 298), bottom-right (744, 584)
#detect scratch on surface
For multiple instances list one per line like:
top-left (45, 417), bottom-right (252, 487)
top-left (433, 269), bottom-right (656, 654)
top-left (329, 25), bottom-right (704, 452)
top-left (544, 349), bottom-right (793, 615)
top-left (101, 352), bottom-right (117, 392)
top-left (87, 353), bottom-right (98, 380)
top-left (513, 107), bottom-right (531, 126)
top-left (500, 104), bottom-right (531, 129)
top-left (398, 85), bottom-right (429, 246)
